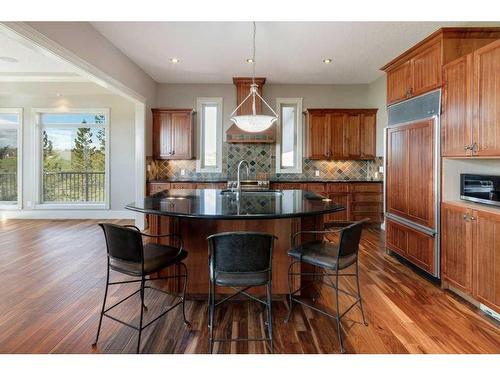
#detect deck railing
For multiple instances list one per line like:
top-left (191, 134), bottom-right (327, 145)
top-left (0, 173), bottom-right (17, 201)
top-left (43, 171), bottom-right (105, 202)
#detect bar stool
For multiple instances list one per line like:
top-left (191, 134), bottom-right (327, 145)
top-left (207, 232), bottom-right (276, 354)
top-left (285, 219), bottom-right (369, 353)
top-left (93, 223), bottom-right (189, 354)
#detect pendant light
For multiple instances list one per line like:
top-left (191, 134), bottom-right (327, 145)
top-left (230, 22), bottom-right (278, 132)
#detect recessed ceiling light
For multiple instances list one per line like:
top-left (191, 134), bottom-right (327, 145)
top-left (246, 58), bottom-right (255, 64)
top-left (0, 56), bottom-right (18, 63)
top-left (56, 93), bottom-right (62, 97)
top-left (322, 58), bottom-right (333, 64)
top-left (169, 58), bottom-right (180, 63)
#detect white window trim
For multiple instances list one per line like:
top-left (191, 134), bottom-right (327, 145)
top-left (32, 108), bottom-right (111, 210)
top-left (0, 108), bottom-right (23, 210)
top-left (196, 97), bottom-right (223, 173)
top-left (276, 98), bottom-right (303, 174)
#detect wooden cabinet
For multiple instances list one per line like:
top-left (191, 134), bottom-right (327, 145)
top-left (473, 209), bottom-right (500, 312)
top-left (441, 201), bottom-right (500, 313)
top-left (152, 109), bottom-right (194, 160)
top-left (386, 119), bottom-right (435, 229)
top-left (148, 182), bottom-right (171, 195)
top-left (473, 39), bottom-right (500, 156)
top-left (442, 55), bottom-right (473, 157)
top-left (270, 182), bottom-right (383, 224)
top-left (382, 28), bottom-right (500, 105)
top-left (360, 113), bottom-right (377, 159)
top-left (307, 113), bottom-right (330, 159)
top-left (441, 202), bottom-right (473, 294)
top-left (305, 109), bottom-right (377, 160)
top-left (386, 218), bottom-right (436, 274)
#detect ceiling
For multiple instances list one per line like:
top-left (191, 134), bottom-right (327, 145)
top-left (0, 30), bottom-right (82, 80)
top-left (91, 21), bottom-right (499, 85)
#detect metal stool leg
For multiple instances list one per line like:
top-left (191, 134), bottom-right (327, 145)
top-left (266, 282), bottom-right (274, 354)
top-left (180, 262), bottom-right (190, 325)
top-left (137, 277), bottom-right (146, 354)
top-left (208, 280), bottom-right (215, 354)
top-left (284, 261), bottom-right (295, 323)
top-left (355, 260), bottom-right (368, 326)
top-left (334, 269), bottom-right (345, 354)
top-left (92, 262), bottom-right (110, 347)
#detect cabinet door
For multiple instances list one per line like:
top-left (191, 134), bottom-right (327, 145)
top-left (345, 114), bottom-right (361, 158)
top-left (153, 112), bottom-right (173, 159)
top-left (411, 42), bottom-right (442, 97)
top-left (442, 55), bottom-right (473, 157)
top-left (329, 113), bottom-right (346, 158)
top-left (171, 112), bottom-right (193, 159)
top-left (473, 39), bottom-right (500, 157)
top-left (325, 193), bottom-right (350, 222)
top-left (473, 209), bottom-right (500, 312)
top-left (386, 218), bottom-right (436, 274)
top-left (360, 113), bottom-right (376, 159)
top-left (441, 203), bottom-right (473, 293)
top-left (387, 60), bottom-right (412, 105)
top-left (307, 114), bottom-right (330, 159)
top-left (386, 126), bottom-right (409, 217)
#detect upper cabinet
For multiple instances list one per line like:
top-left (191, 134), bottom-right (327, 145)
top-left (305, 109), bottom-right (377, 160)
top-left (152, 109), bottom-right (195, 160)
top-left (382, 28), bottom-right (500, 106)
top-left (442, 38), bottom-right (500, 157)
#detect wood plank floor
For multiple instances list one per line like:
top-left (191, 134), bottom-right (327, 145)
top-left (0, 219), bottom-right (498, 354)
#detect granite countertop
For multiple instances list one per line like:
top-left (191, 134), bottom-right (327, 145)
top-left (126, 189), bottom-right (344, 220)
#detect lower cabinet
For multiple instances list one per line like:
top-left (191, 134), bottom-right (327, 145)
top-left (441, 201), bottom-right (500, 313)
top-left (386, 218), bottom-right (436, 274)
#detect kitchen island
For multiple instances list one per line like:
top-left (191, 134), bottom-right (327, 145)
top-left (126, 189), bottom-right (344, 296)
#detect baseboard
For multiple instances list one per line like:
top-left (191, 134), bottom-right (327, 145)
top-left (0, 210), bottom-right (135, 220)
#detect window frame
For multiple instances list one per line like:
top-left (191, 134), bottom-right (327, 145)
top-left (196, 97), bottom-right (223, 173)
top-left (0, 108), bottom-right (23, 210)
top-left (33, 108), bottom-right (110, 210)
top-left (275, 98), bottom-right (303, 174)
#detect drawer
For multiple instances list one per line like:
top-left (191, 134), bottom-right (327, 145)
top-left (148, 183), bottom-right (170, 195)
top-left (275, 183), bottom-right (303, 190)
top-left (327, 183), bottom-right (349, 193)
top-left (352, 202), bottom-right (383, 213)
top-left (304, 183), bottom-right (326, 193)
top-left (352, 212), bottom-right (383, 223)
top-left (171, 183), bottom-right (195, 189)
top-left (351, 183), bottom-right (383, 193)
top-left (196, 183), bottom-right (221, 189)
top-left (352, 192), bottom-right (383, 203)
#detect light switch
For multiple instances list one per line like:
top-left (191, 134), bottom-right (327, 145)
top-left (180, 169), bottom-right (185, 176)
top-left (315, 170), bottom-right (320, 177)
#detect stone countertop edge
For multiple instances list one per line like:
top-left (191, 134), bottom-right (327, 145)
top-left (148, 179), bottom-right (383, 183)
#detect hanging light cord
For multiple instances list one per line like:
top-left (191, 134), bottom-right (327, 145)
top-left (252, 21), bottom-right (256, 85)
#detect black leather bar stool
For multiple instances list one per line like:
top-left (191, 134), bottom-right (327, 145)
top-left (93, 223), bottom-right (189, 354)
top-left (285, 219), bottom-right (369, 353)
top-left (207, 232), bottom-right (276, 354)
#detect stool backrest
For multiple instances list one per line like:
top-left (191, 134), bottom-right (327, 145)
top-left (338, 219), bottom-right (368, 258)
top-left (207, 232), bottom-right (275, 274)
top-left (99, 223), bottom-right (144, 264)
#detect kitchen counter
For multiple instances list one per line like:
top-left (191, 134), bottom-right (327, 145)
top-left (127, 189), bottom-right (344, 296)
top-left (127, 189), bottom-right (343, 219)
top-left (148, 179), bottom-right (383, 183)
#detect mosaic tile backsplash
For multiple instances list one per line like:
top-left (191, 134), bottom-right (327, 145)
top-left (148, 144), bottom-right (384, 181)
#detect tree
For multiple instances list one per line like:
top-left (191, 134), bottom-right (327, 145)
top-left (72, 127), bottom-right (96, 172)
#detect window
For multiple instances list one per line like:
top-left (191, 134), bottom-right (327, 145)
top-left (35, 109), bottom-right (109, 208)
top-left (276, 98), bottom-right (303, 173)
top-left (196, 98), bottom-right (223, 173)
top-left (0, 108), bottom-right (22, 208)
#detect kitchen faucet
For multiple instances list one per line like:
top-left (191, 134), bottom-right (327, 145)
top-left (236, 160), bottom-right (250, 194)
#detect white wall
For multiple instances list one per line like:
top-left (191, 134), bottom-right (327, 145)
top-left (0, 82), bottom-right (136, 216)
top-left (155, 82), bottom-right (387, 156)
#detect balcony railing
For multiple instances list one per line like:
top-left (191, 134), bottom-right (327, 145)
top-left (1, 171), bottom-right (106, 203)
top-left (0, 173), bottom-right (17, 202)
top-left (43, 171), bottom-right (105, 202)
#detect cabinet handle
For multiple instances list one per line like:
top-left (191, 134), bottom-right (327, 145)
top-left (463, 214), bottom-right (468, 221)
top-left (172, 150), bottom-right (175, 155)
top-left (470, 216), bottom-right (476, 221)
top-left (472, 142), bottom-right (478, 153)
top-left (464, 144), bottom-right (472, 151)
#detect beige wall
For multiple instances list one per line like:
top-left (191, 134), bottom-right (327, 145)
top-left (0, 82), bottom-right (136, 214)
top-left (155, 80), bottom-right (387, 157)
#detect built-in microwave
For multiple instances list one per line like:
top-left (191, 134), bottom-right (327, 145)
top-left (460, 174), bottom-right (500, 207)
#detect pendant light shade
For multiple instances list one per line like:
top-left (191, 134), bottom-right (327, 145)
top-left (230, 22), bottom-right (278, 132)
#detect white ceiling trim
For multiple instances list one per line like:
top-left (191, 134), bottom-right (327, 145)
top-left (0, 72), bottom-right (88, 82)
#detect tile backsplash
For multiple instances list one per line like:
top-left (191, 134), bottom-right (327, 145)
top-left (148, 143), bottom-right (383, 181)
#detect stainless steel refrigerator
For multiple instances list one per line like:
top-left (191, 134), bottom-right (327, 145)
top-left (384, 90), bottom-right (441, 277)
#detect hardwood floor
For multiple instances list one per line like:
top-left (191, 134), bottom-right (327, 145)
top-left (0, 219), bottom-right (498, 354)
